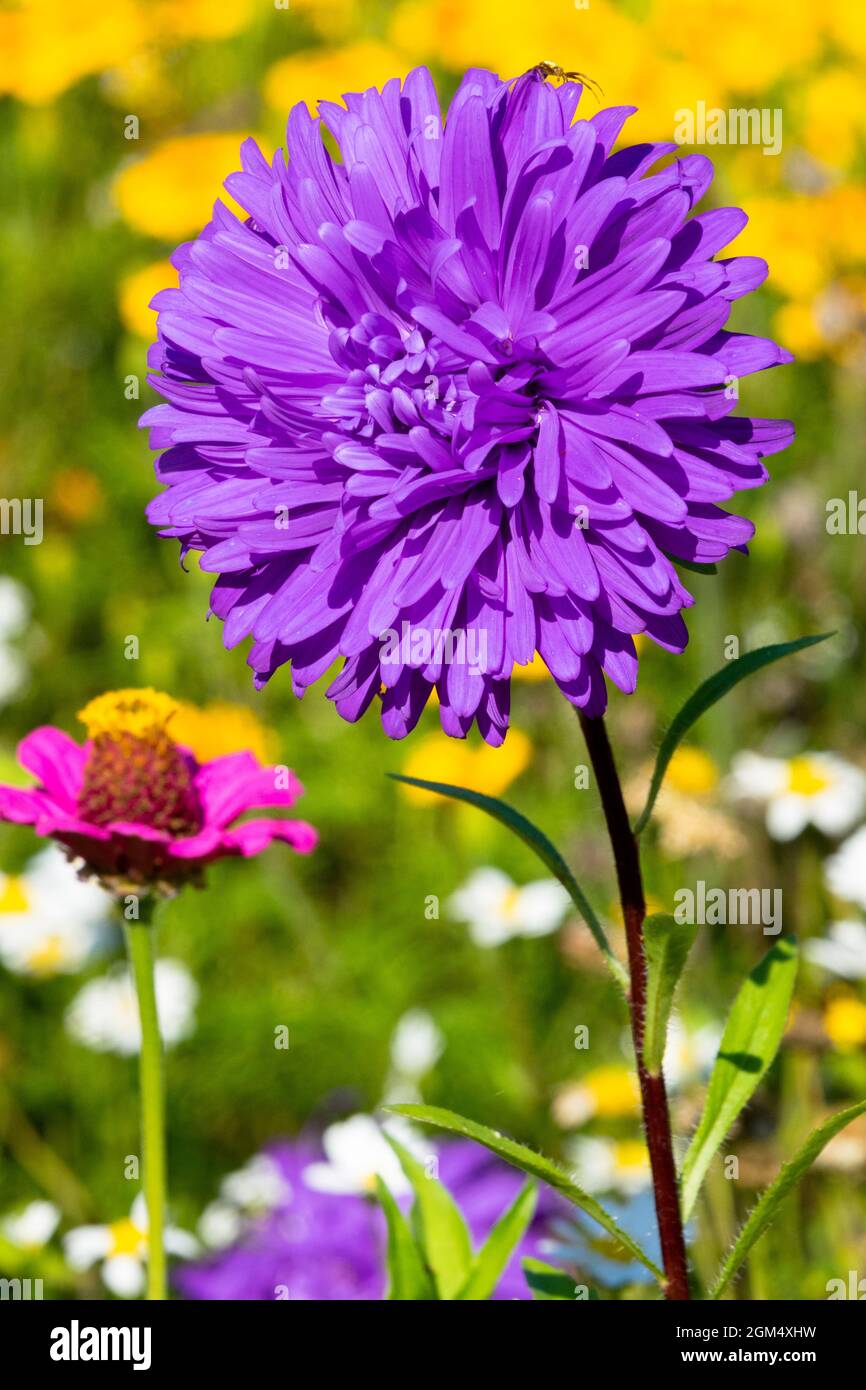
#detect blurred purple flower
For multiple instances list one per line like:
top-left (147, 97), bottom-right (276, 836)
top-left (176, 1138), bottom-right (560, 1301)
top-left (144, 66), bottom-right (792, 745)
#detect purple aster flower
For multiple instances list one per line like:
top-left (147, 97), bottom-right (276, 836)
top-left (175, 1138), bottom-right (561, 1301)
top-left (143, 66), bottom-right (793, 745)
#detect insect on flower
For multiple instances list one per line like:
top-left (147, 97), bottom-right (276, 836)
top-left (530, 60), bottom-right (604, 101)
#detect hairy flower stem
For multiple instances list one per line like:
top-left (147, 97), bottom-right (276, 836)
top-left (579, 713), bottom-right (691, 1301)
top-left (124, 900), bottom-right (167, 1300)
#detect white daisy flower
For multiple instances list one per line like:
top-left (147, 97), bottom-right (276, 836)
top-left (0, 575), bottom-right (30, 704)
top-left (448, 867), bottom-right (571, 947)
top-left (302, 1114), bottom-right (432, 1197)
top-left (2, 1199), bottom-right (60, 1251)
top-left (727, 751), bottom-right (866, 842)
top-left (197, 1200), bottom-right (243, 1250)
top-left (803, 921), bottom-right (866, 980)
top-left (382, 1008), bottom-right (445, 1105)
top-left (198, 1153), bottom-right (291, 1248)
top-left (65, 959), bottom-right (198, 1055)
top-left (0, 847), bottom-right (109, 977)
top-left (825, 827), bottom-right (866, 910)
top-left (566, 1136), bottom-right (651, 1197)
top-left (664, 1018), bottom-right (722, 1090)
top-left (64, 1194), bottom-right (198, 1298)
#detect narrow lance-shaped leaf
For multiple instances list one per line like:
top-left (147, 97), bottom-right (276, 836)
top-left (388, 773), bottom-right (627, 993)
top-left (457, 1180), bottom-right (537, 1300)
top-left (384, 1131), bottom-right (473, 1300)
top-left (712, 1099), bottom-right (866, 1299)
top-left (523, 1256), bottom-right (588, 1301)
top-left (633, 633), bottom-right (833, 835)
top-left (388, 1104), bottom-right (663, 1281)
top-left (375, 1176), bottom-right (436, 1301)
top-left (680, 938), bottom-right (798, 1221)
top-left (643, 913), bottom-right (698, 1076)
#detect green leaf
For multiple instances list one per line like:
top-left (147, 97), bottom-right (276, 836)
top-left (680, 938), bottom-right (799, 1221)
top-left (633, 633), bottom-right (833, 835)
top-left (375, 1176), bottom-right (436, 1301)
top-left (711, 1099), bottom-right (866, 1299)
top-left (388, 773), bottom-right (628, 993)
top-left (383, 1131), bottom-right (473, 1300)
top-left (523, 1256), bottom-right (586, 1300)
top-left (457, 1180), bottom-right (537, 1300)
top-left (643, 913), bottom-right (698, 1076)
top-left (388, 1104), bottom-right (663, 1281)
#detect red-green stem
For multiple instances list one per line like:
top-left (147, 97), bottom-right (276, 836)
top-left (579, 712), bottom-right (691, 1301)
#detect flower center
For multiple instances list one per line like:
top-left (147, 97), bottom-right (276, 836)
top-left (0, 875), bottom-right (29, 914)
top-left (76, 689), bottom-right (203, 837)
top-left (108, 1216), bottom-right (146, 1258)
top-left (786, 756), bottom-right (831, 798)
top-left (27, 934), bottom-right (67, 976)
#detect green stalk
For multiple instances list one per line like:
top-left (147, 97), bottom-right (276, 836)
top-left (124, 899), bottom-right (166, 1300)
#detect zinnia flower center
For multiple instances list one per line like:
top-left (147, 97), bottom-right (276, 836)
top-left (76, 689), bottom-right (203, 837)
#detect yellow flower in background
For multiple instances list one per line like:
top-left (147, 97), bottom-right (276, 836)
top-left (118, 260), bottom-right (178, 338)
top-left (113, 133), bottom-right (249, 241)
top-left (552, 1064), bottom-right (640, 1128)
top-left (289, 0), bottom-right (363, 41)
top-left (625, 746), bottom-right (746, 859)
top-left (264, 40), bottom-right (409, 115)
top-left (729, 198), bottom-right (827, 301)
top-left (399, 728), bottom-right (531, 804)
top-left (773, 299), bottom-right (827, 362)
top-left (648, 0), bottom-right (823, 95)
top-left (665, 747), bottom-right (719, 797)
top-left (796, 69), bottom-right (866, 171)
top-left (392, 0), bottom-right (642, 91)
top-left (824, 0), bottom-right (866, 65)
top-left (169, 700), bottom-right (279, 765)
top-left (511, 654), bottom-right (550, 683)
top-left (0, 0), bottom-right (144, 105)
top-left (149, 0), bottom-right (256, 42)
top-left (823, 996), bottom-right (866, 1050)
top-left (0, 0), bottom-right (257, 107)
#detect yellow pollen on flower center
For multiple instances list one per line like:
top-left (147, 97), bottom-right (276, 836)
top-left (0, 876), bottom-right (29, 914)
top-left (77, 688), bottom-right (179, 743)
top-left (75, 688), bottom-right (203, 837)
top-left (786, 756), bottom-right (831, 798)
top-left (108, 1217), bottom-right (146, 1258)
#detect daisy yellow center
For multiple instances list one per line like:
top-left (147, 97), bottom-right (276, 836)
top-left (76, 689), bottom-right (203, 836)
top-left (614, 1140), bottom-right (649, 1172)
top-left (501, 886), bottom-right (522, 920)
top-left (786, 757), bottom-right (831, 798)
top-left (585, 1066), bottom-right (641, 1117)
top-left (824, 997), bottom-right (866, 1049)
top-left (666, 747), bottom-right (719, 797)
top-left (0, 876), bottom-right (29, 914)
top-left (108, 1217), bottom-right (146, 1258)
top-left (27, 934), bottom-right (67, 976)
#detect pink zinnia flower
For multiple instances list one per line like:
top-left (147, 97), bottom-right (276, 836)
top-left (0, 689), bottom-right (317, 893)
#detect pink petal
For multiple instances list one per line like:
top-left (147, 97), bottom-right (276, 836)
top-left (194, 752), bottom-right (304, 827)
top-left (0, 784), bottom-right (56, 826)
top-left (17, 728), bottom-right (86, 810)
top-left (220, 818), bottom-right (319, 856)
